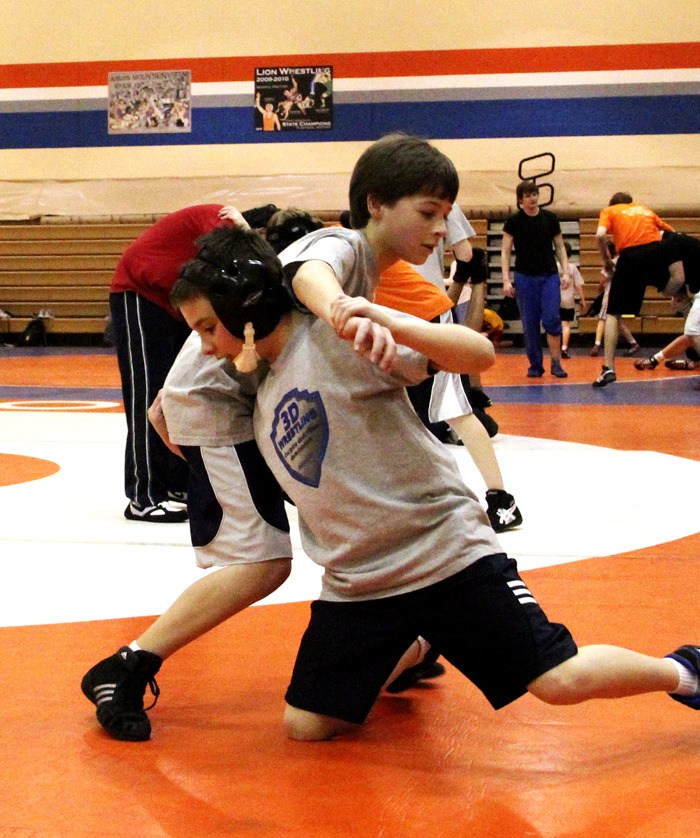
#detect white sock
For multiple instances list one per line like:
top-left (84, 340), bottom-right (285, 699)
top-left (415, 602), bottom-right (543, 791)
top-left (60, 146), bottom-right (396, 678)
top-left (415, 636), bottom-right (430, 666)
top-left (654, 351), bottom-right (665, 362)
top-left (669, 658), bottom-right (699, 696)
top-left (129, 641), bottom-right (142, 652)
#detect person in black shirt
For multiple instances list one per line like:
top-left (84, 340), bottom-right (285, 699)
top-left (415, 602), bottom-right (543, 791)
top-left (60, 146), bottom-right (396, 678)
top-left (501, 181), bottom-right (570, 378)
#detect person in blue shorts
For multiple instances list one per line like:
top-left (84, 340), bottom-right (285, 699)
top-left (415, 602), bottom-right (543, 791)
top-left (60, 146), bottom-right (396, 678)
top-left (501, 180), bottom-right (569, 379)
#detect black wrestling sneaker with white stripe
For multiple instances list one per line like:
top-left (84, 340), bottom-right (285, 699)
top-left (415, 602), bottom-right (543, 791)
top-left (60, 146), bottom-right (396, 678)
top-left (592, 366), bottom-right (616, 388)
top-left (81, 646), bottom-right (162, 741)
top-left (485, 490), bottom-right (523, 533)
top-left (166, 490), bottom-right (188, 507)
top-left (124, 501), bottom-right (188, 523)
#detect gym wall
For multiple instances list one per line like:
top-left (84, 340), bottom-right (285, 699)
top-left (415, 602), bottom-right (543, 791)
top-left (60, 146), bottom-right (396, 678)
top-left (1, 1), bottom-right (698, 217)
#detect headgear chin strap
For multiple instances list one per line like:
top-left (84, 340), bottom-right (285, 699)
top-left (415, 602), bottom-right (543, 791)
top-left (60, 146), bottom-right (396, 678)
top-left (232, 322), bottom-right (261, 372)
top-left (202, 257), bottom-right (290, 340)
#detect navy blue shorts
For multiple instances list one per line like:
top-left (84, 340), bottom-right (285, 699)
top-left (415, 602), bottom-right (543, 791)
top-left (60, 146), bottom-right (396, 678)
top-left (285, 553), bottom-right (578, 724)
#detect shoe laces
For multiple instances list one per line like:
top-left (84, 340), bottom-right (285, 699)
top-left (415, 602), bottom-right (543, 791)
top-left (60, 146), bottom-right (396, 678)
top-left (144, 678), bottom-right (160, 711)
top-left (118, 648), bottom-right (161, 710)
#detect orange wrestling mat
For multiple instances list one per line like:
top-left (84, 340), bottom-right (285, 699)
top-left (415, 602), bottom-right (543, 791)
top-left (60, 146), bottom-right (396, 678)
top-left (0, 544), bottom-right (697, 838)
top-left (0, 349), bottom-right (697, 837)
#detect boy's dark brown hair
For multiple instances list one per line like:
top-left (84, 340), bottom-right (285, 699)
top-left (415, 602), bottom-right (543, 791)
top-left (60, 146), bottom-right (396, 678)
top-left (348, 133), bottom-right (459, 229)
top-left (609, 192), bottom-right (633, 206)
top-left (516, 179), bottom-right (539, 204)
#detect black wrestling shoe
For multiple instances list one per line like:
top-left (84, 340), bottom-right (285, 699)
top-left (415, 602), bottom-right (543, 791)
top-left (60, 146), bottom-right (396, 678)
top-left (124, 501), bottom-right (188, 523)
top-left (467, 387), bottom-right (493, 409)
top-left (81, 646), bottom-right (162, 741)
top-left (551, 361), bottom-right (568, 378)
top-left (485, 490), bottom-right (523, 533)
top-left (592, 366), bottom-right (616, 388)
top-left (167, 490), bottom-right (188, 506)
top-left (385, 647), bottom-right (445, 694)
top-left (634, 356), bottom-right (659, 370)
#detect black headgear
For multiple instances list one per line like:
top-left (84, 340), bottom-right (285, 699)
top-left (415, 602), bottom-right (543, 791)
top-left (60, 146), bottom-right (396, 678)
top-left (202, 257), bottom-right (292, 340)
top-left (241, 204), bottom-right (279, 230)
top-left (266, 215), bottom-right (324, 254)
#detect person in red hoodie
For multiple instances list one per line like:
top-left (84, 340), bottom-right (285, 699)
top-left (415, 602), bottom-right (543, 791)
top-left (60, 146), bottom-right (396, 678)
top-left (110, 203), bottom-right (278, 521)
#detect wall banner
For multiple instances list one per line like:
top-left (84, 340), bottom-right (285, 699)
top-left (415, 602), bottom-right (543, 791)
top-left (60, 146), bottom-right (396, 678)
top-left (254, 66), bottom-right (333, 132)
top-left (108, 70), bottom-right (192, 134)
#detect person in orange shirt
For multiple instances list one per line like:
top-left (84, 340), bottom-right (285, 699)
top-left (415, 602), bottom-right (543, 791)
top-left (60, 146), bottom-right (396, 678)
top-left (592, 192), bottom-right (684, 387)
top-left (376, 258), bottom-right (522, 533)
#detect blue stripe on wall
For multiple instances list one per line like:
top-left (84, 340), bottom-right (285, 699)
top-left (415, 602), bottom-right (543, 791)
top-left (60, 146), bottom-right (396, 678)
top-left (2, 96), bottom-right (698, 149)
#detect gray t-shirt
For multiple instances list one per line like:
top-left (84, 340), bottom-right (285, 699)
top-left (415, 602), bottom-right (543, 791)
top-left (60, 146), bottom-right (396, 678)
top-left (279, 226), bottom-right (379, 303)
top-left (413, 204), bottom-right (476, 290)
top-left (162, 331), bottom-right (260, 447)
top-left (253, 311), bottom-right (501, 602)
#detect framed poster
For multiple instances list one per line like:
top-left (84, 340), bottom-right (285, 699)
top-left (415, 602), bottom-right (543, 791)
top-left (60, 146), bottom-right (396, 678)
top-left (254, 66), bottom-right (333, 132)
top-left (108, 70), bottom-right (192, 134)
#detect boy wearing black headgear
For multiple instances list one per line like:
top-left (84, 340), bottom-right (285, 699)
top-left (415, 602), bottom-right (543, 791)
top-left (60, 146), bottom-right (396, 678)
top-left (266, 208), bottom-right (324, 255)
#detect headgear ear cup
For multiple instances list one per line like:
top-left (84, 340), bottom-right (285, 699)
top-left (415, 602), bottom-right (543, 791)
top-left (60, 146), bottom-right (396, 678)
top-left (207, 258), bottom-right (293, 340)
top-left (267, 216), bottom-right (324, 254)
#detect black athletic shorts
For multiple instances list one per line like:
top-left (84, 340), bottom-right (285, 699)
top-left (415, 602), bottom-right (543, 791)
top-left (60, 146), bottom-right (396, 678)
top-left (607, 240), bottom-right (669, 315)
top-left (285, 553), bottom-right (578, 724)
top-left (559, 307), bottom-right (576, 322)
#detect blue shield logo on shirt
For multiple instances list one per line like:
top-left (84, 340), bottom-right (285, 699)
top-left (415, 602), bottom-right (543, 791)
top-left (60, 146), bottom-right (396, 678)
top-left (271, 388), bottom-right (329, 487)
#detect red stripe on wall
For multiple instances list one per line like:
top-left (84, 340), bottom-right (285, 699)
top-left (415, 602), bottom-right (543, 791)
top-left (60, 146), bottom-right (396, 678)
top-left (1, 43), bottom-right (697, 88)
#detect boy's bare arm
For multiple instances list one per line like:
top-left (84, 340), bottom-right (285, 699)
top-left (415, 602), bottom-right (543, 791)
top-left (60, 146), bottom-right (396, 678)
top-left (148, 391), bottom-right (184, 459)
top-left (462, 281), bottom-right (486, 332)
top-left (553, 233), bottom-right (569, 275)
top-left (596, 225), bottom-right (614, 273)
top-left (291, 259), bottom-right (344, 322)
top-left (218, 206), bottom-right (250, 228)
top-left (452, 237), bottom-right (473, 264)
top-left (292, 259), bottom-right (399, 370)
top-left (331, 296), bottom-right (495, 375)
top-left (447, 237), bottom-right (476, 304)
top-left (501, 233), bottom-right (514, 296)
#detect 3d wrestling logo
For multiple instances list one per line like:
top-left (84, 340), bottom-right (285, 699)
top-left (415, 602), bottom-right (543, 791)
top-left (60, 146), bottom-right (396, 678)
top-left (271, 388), bottom-right (329, 487)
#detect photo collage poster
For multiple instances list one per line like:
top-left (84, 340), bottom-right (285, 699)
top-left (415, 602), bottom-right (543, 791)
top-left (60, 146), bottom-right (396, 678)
top-left (108, 70), bottom-right (192, 134)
